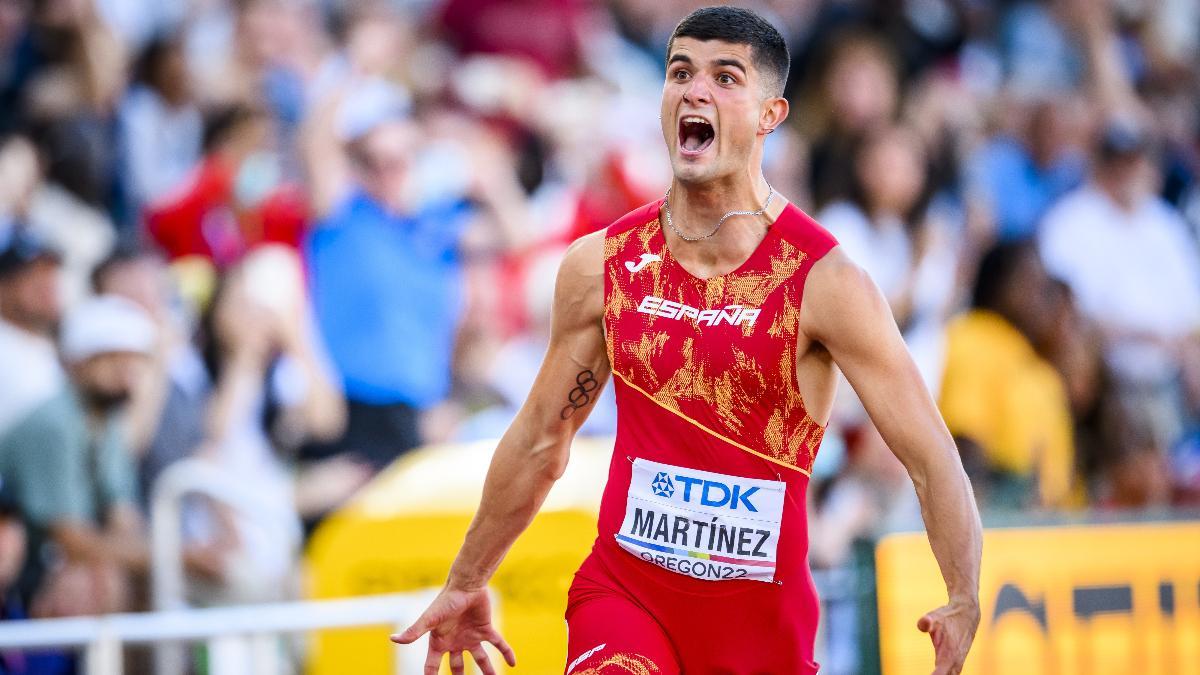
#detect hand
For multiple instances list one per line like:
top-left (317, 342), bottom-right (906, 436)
top-left (917, 599), bottom-right (980, 675)
top-left (183, 543), bottom-right (229, 583)
top-left (390, 586), bottom-right (516, 675)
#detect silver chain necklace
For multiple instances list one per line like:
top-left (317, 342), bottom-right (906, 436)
top-left (662, 183), bottom-right (776, 242)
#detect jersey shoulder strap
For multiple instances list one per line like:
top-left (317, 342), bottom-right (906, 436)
top-left (772, 203), bottom-right (839, 262)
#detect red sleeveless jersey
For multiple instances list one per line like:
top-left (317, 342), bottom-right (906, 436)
top-left (580, 197), bottom-right (837, 609)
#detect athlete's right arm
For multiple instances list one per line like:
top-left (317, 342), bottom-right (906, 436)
top-left (391, 231), bottom-right (609, 675)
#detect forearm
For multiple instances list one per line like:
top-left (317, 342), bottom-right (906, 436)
top-left (53, 520), bottom-right (146, 572)
top-left (446, 422), bottom-right (567, 590)
top-left (206, 351), bottom-right (267, 445)
top-left (910, 449), bottom-right (982, 605)
top-left (300, 92), bottom-right (351, 219)
top-left (288, 339), bottom-right (347, 442)
top-left (105, 507), bottom-right (150, 572)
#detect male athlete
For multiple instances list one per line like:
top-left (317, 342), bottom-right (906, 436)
top-left (393, 7), bottom-right (981, 674)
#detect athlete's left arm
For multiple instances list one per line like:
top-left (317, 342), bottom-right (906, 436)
top-left (801, 249), bottom-right (982, 675)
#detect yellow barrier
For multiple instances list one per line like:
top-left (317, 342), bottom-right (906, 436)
top-left (875, 521), bottom-right (1200, 675)
top-left (304, 437), bottom-right (614, 675)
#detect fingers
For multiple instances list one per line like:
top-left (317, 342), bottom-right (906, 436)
top-left (449, 650), bottom-right (465, 675)
top-left (917, 612), bottom-right (935, 633)
top-left (392, 607), bottom-right (439, 644)
top-left (470, 645), bottom-right (497, 675)
top-left (487, 631), bottom-right (517, 667)
top-left (424, 647), bottom-right (444, 675)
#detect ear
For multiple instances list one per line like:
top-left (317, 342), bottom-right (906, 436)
top-left (759, 96), bottom-right (789, 136)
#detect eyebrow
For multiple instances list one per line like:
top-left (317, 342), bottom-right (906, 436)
top-left (715, 58), bottom-right (747, 74)
top-left (666, 53), bottom-right (747, 75)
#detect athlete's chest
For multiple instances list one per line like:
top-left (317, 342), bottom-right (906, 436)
top-left (604, 230), bottom-right (808, 400)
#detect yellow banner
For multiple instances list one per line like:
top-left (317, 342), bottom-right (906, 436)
top-left (305, 437), bottom-right (614, 674)
top-left (875, 521), bottom-right (1200, 675)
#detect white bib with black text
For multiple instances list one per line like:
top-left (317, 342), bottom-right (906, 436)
top-left (615, 458), bottom-right (785, 582)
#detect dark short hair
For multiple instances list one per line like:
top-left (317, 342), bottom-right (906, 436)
top-left (668, 6), bottom-right (790, 97)
top-left (971, 240), bottom-right (1036, 311)
top-left (202, 104), bottom-right (267, 154)
top-left (90, 245), bottom-right (160, 294)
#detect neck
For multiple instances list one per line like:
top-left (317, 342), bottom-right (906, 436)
top-left (669, 170), bottom-right (771, 225)
top-left (661, 168), bottom-right (788, 277)
top-left (0, 307), bottom-right (45, 337)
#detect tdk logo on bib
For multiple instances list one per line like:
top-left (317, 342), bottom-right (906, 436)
top-left (653, 473), bottom-right (760, 512)
top-left (650, 472), bottom-right (675, 498)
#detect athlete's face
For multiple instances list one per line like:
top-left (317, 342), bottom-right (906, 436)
top-left (661, 38), bottom-right (787, 186)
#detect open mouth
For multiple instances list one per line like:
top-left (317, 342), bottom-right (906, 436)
top-left (678, 115), bottom-right (715, 155)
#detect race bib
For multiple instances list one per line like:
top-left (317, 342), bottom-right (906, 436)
top-left (615, 458), bottom-right (785, 582)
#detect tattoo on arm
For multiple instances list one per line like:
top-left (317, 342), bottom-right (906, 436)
top-left (560, 369), bottom-right (599, 420)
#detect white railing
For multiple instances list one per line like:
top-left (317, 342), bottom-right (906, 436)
top-left (0, 591), bottom-right (438, 675)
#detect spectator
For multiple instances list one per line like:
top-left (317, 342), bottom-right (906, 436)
top-left (0, 229), bottom-right (63, 438)
top-left (1039, 121), bottom-right (1200, 450)
top-left (799, 30), bottom-right (901, 209)
top-left (91, 247), bottom-right (209, 507)
top-left (0, 480), bottom-right (71, 674)
top-left (0, 133), bottom-right (114, 305)
top-left (939, 241), bottom-right (1079, 510)
top-left (145, 103), bottom-right (307, 268)
top-left (0, 295), bottom-right (156, 614)
top-left (19, 0), bottom-right (126, 212)
top-left (301, 74), bottom-right (527, 476)
top-left (816, 124), bottom-right (958, 385)
top-left (191, 247), bottom-right (346, 602)
top-left (966, 97), bottom-right (1088, 241)
top-left (117, 34), bottom-right (202, 211)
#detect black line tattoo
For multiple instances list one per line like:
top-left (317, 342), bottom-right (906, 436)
top-left (560, 369), bottom-right (599, 420)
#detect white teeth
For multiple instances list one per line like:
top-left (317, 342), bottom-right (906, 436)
top-left (682, 116), bottom-right (710, 125)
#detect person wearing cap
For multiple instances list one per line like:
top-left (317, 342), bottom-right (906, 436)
top-left (1039, 119), bottom-right (1200, 454)
top-left (0, 229), bottom-right (65, 439)
top-left (0, 295), bottom-right (156, 613)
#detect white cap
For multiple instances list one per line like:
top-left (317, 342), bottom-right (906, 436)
top-left (335, 78), bottom-right (412, 142)
top-left (60, 295), bottom-right (157, 364)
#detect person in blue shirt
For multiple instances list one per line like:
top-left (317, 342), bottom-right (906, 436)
top-left (966, 99), bottom-right (1086, 241)
top-left (300, 81), bottom-right (528, 476)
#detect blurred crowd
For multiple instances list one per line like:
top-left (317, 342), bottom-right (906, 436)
top-left (0, 0), bottom-right (1199, 668)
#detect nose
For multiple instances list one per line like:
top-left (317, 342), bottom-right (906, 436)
top-left (682, 76), bottom-right (712, 106)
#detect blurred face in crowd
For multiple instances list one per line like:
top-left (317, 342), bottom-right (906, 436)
top-left (1001, 247), bottom-right (1057, 345)
top-left (347, 10), bottom-right (413, 77)
top-left (661, 37), bottom-right (787, 186)
top-left (351, 120), bottom-right (419, 213)
top-left (222, 113), bottom-right (273, 164)
top-left (824, 39), bottom-right (898, 132)
top-left (1096, 151), bottom-right (1156, 211)
top-left (238, 0), bottom-right (296, 66)
top-left (855, 126), bottom-right (926, 218)
top-left (150, 42), bottom-right (192, 108)
top-left (95, 256), bottom-right (170, 321)
top-left (72, 351), bottom-right (148, 412)
top-left (1027, 101), bottom-right (1071, 168)
top-left (0, 513), bottom-right (25, 591)
top-left (0, 259), bottom-right (61, 332)
top-left (0, 134), bottom-right (40, 215)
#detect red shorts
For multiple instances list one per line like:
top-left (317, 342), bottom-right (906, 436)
top-left (564, 550), bottom-right (821, 674)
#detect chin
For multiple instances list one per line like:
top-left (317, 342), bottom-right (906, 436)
top-left (670, 157), bottom-right (719, 185)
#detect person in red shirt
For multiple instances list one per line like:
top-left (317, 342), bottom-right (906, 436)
top-left (394, 7), bottom-right (981, 675)
top-left (144, 104), bottom-right (306, 268)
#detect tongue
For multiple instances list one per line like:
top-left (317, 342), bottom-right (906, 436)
top-left (683, 130), bottom-right (706, 151)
